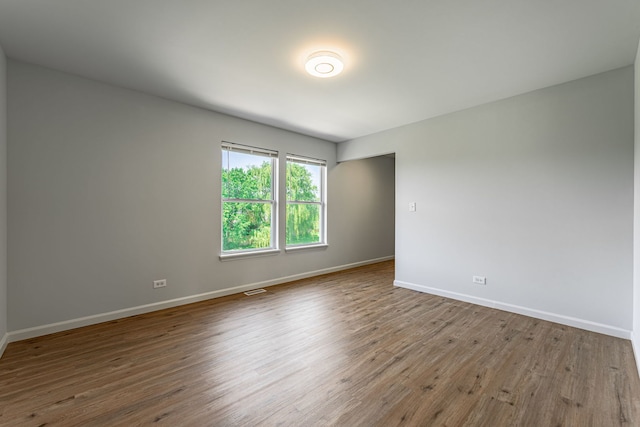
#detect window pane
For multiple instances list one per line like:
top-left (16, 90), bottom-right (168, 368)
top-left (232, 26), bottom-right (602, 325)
top-left (286, 204), bottom-right (320, 245)
top-left (287, 162), bottom-right (320, 202)
top-left (223, 202), bottom-right (272, 251)
top-left (222, 150), bottom-right (272, 200)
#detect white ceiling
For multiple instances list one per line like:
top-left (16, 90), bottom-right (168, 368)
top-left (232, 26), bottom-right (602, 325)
top-left (0, 1), bottom-right (638, 143)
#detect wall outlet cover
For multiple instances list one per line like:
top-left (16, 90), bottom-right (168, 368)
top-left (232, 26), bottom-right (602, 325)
top-left (153, 279), bottom-right (167, 288)
top-left (472, 276), bottom-right (487, 285)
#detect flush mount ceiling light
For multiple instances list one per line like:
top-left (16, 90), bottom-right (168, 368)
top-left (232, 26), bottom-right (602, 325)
top-left (305, 51), bottom-right (344, 78)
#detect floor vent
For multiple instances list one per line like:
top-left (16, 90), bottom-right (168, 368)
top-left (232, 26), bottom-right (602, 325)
top-left (244, 289), bottom-right (267, 296)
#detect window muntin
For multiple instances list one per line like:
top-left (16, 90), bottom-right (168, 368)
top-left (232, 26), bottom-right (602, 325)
top-left (286, 155), bottom-right (326, 247)
top-left (222, 143), bottom-right (277, 252)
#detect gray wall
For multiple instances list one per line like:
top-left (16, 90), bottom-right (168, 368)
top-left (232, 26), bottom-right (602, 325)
top-left (340, 66), bottom-right (634, 334)
top-left (633, 42), bottom-right (640, 368)
top-left (7, 60), bottom-right (395, 332)
top-left (0, 44), bottom-right (6, 345)
top-left (332, 156), bottom-right (395, 258)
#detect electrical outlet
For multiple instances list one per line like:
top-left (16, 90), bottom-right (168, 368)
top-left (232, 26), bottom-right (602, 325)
top-left (472, 276), bottom-right (486, 285)
top-left (153, 279), bottom-right (167, 289)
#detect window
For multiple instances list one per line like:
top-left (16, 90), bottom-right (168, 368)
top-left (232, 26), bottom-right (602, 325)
top-left (286, 155), bottom-right (326, 247)
top-left (221, 143), bottom-right (277, 253)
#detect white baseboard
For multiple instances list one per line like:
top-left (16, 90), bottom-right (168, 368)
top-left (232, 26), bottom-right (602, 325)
top-left (0, 332), bottom-right (7, 358)
top-left (7, 256), bottom-right (395, 343)
top-left (632, 332), bottom-right (640, 379)
top-left (394, 280), bottom-right (631, 340)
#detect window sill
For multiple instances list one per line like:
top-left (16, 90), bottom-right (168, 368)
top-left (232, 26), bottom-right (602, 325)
top-left (285, 243), bottom-right (329, 253)
top-left (219, 248), bottom-right (281, 261)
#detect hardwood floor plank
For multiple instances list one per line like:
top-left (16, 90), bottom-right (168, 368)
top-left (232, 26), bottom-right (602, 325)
top-left (1, 261), bottom-right (639, 426)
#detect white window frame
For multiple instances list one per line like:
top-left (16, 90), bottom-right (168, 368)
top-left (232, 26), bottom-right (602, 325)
top-left (220, 142), bottom-right (279, 260)
top-left (285, 154), bottom-right (327, 250)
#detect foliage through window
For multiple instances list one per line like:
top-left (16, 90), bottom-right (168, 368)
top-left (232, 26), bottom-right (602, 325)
top-left (222, 143), bottom-right (277, 252)
top-left (286, 155), bottom-right (326, 246)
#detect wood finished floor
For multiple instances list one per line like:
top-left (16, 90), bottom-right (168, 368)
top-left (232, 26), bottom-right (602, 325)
top-left (1, 261), bottom-right (639, 426)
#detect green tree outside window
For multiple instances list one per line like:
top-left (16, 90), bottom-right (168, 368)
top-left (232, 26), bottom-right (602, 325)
top-left (221, 145), bottom-right (326, 252)
top-left (286, 156), bottom-right (325, 246)
top-left (222, 147), bottom-right (275, 251)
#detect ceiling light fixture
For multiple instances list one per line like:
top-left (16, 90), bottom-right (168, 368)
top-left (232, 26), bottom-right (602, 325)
top-left (305, 51), bottom-right (344, 78)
